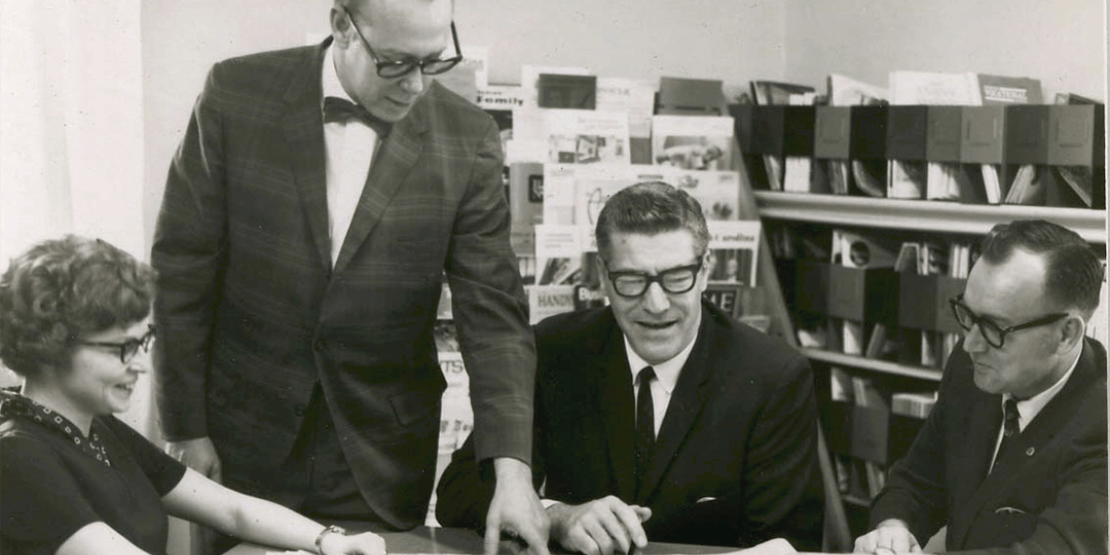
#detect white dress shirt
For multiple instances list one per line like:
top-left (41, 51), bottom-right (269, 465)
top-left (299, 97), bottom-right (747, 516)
top-left (321, 45), bottom-right (382, 266)
top-left (990, 348), bottom-right (1082, 469)
top-left (624, 331), bottom-right (699, 439)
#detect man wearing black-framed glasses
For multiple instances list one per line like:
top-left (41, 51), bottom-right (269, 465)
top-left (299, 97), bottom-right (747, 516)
top-left (857, 219), bottom-right (1107, 555)
top-left (438, 182), bottom-right (824, 553)
top-left (154, 0), bottom-right (547, 552)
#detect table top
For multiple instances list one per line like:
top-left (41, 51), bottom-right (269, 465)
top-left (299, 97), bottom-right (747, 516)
top-left (224, 526), bottom-right (827, 555)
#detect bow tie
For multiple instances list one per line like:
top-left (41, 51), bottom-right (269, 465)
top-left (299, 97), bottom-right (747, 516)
top-left (323, 96), bottom-right (392, 137)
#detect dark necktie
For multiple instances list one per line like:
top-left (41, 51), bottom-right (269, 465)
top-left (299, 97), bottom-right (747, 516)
top-left (323, 96), bottom-right (392, 137)
top-left (993, 398), bottom-right (1020, 471)
top-left (634, 366), bottom-right (656, 497)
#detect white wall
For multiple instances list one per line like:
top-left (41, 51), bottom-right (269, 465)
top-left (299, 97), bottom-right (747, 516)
top-left (454, 0), bottom-right (786, 87)
top-left (141, 0), bottom-right (333, 242)
top-left (782, 0), bottom-right (1107, 101)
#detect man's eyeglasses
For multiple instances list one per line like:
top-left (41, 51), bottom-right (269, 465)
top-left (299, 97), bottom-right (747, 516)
top-left (80, 325), bottom-right (156, 364)
top-left (948, 295), bottom-right (1068, 349)
top-left (604, 261), bottom-right (703, 298)
top-left (343, 8), bottom-right (463, 78)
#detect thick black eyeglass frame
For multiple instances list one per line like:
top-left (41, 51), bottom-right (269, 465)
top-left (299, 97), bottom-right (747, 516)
top-left (80, 325), bottom-right (157, 364)
top-left (948, 294), bottom-right (1068, 348)
top-left (603, 261), bottom-right (704, 298)
top-left (343, 7), bottom-right (463, 78)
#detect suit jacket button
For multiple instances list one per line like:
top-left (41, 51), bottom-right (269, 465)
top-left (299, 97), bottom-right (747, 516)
top-left (295, 404), bottom-right (307, 417)
top-left (1025, 447), bottom-right (1035, 456)
top-left (314, 339), bottom-right (327, 352)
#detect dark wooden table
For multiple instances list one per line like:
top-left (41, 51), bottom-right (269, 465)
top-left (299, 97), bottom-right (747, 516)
top-left (224, 526), bottom-right (820, 554)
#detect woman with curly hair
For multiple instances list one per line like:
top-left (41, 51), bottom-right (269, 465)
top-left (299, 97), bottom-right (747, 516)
top-left (0, 236), bottom-right (386, 555)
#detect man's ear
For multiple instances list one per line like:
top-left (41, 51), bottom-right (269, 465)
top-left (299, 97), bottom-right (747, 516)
top-left (1057, 314), bottom-right (1087, 354)
top-left (329, 8), bottom-right (352, 47)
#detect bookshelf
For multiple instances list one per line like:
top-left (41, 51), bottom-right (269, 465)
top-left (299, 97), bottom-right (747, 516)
top-left (758, 193), bottom-right (1107, 382)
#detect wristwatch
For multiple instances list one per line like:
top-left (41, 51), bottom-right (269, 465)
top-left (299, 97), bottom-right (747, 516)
top-left (315, 524), bottom-right (347, 555)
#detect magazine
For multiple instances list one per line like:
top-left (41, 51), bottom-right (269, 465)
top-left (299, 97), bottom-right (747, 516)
top-left (534, 224), bottom-right (588, 286)
top-left (526, 284), bottom-right (577, 325)
top-left (508, 162), bottom-right (544, 257)
top-left (651, 114), bottom-right (735, 171)
top-left (520, 64), bottom-right (591, 108)
top-left (706, 220), bottom-right (762, 287)
top-left (543, 109), bottom-right (631, 165)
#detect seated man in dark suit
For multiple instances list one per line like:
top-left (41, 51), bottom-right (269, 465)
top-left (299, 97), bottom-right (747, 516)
top-left (855, 219), bottom-right (1107, 555)
top-left (436, 181), bottom-right (824, 554)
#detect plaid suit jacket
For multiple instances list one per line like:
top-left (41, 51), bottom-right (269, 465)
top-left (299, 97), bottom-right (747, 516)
top-left (152, 39), bottom-right (535, 528)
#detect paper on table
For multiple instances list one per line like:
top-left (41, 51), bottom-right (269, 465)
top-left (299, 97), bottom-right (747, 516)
top-left (671, 537), bottom-right (798, 555)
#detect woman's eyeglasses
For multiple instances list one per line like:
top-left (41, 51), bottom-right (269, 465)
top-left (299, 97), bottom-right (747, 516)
top-left (80, 325), bottom-right (157, 364)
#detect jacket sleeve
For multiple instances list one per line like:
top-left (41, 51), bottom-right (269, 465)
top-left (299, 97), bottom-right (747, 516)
top-left (434, 435), bottom-right (491, 530)
top-left (445, 116), bottom-right (536, 464)
top-left (437, 334), bottom-right (550, 530)
top-left (151, 64), bottom-right (229, 442)
top-left (869, 366), bottom-right (952, 544)
top-left (736, 354), bottom-right (825, 550)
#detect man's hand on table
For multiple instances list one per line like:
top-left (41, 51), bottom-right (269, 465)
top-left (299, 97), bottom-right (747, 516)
top-left (853, 519), bottom-right (922, 554)
top-left (547, 496), bottom-right (651, 555)
top-left (485, 457), bottom-right (550, 555)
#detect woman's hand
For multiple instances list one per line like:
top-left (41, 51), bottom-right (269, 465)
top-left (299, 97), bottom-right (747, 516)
top-left (320, 530), bottom-right (387, 555)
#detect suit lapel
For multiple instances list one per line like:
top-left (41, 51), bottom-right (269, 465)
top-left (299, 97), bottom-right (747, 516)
top-left (636, 309), bottom-right (715, 504)
top-left (282, 40), bottom-right (332, 273)
top-left (591, 319), bottom-right (637, 502)
top-left (1014, 342), bottom-right (1101, 453)
top-left (947, 388), bottom-right (1004, 547)
top-left (333, 88), bottom-right (431, 273)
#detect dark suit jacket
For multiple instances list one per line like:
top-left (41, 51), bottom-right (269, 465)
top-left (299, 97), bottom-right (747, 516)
top-left (436, 301), bottom-right (824, 550)
top-left (151, 39), bottom-right (535, 529)
top-left (870, 338), bottom-right (1108, 555)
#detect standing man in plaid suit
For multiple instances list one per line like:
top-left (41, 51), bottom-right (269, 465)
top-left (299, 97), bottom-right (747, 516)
top-left (152, 1), bottom-right (549, 553)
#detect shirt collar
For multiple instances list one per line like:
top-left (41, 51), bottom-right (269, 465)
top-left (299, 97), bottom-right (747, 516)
top-left (321, 44), bottom-right (354, 111)
top-left (1005, 347), bottom-right (1083, 430)
top-left (0, 387), bottom-right (112, 467)
top-left (624, 329), bottom-right (699, 395)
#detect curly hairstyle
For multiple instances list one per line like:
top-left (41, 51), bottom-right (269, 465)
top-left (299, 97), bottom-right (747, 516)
top-left (0, 236), bottom-right (155, 378)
